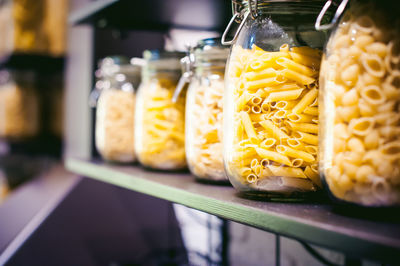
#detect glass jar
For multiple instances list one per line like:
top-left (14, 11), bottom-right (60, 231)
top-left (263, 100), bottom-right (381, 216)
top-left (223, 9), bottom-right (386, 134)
top-left (0, 70), bottom-right (39, 139)
top-left (184, 38), bottom-right (230, 182)
top-left (92, 56), bottom-right (141, 163)
top-left (223, 0), bottom-right (328, 198)
top-left (135, 50), bottom-right (187, 170)
top-left (318, 0), bottom-right (400, 206)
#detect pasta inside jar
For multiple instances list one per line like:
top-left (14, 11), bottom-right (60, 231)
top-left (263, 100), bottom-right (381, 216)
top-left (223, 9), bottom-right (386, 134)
top-left (96, 89), bottom-right (136, 162)
top-left (224, 44), bottom-right (322, 196)
top-left (93, 56), bottom-right (141, 163)
top-left (319, 0), bottom-right (400, 206)
top-left (135, 50), bottom-right (187, 170)
top-left (0, 70), bottom-right (39, 139)
top-left (185, 38), bottom-right (229, 182)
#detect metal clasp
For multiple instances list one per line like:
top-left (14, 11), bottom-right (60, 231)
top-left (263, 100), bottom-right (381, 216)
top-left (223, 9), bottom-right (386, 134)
top-left (172, 51), bottom-right (194, 103)
top-left (222, 0), bottom-right (258, 45)
top-left (315, 0), bottom-right (349, 31)
top-left (221, 11), bottom-right (249, 46)
top-left (249, 0), bottom-right (258, 20)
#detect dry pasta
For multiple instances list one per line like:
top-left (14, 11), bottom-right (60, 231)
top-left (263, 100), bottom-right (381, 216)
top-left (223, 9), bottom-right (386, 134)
top-left (186, 78), bottom-right (226, 181)
top-left (320, 0), bottom-right (400, 206)
top-left (225, 44), bottom-right (321, 193)
top-left (135, 78), bottom-right (186, 170)
top-left (0, 81), bottom-right (39, 138)
top-left (96, 89), bottom-right (136, 162)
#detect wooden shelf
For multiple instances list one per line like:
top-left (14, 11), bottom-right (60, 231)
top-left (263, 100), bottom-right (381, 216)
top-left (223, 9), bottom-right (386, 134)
top-left (65, 157), bottom-right (400, 264)
top-left (69, 0), bottom-right (231, 31)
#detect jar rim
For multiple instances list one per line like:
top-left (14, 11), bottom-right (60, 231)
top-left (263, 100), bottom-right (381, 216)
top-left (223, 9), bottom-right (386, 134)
top-left (143, 50), bottom-right (186, 61)
top-left (239, 0), bottom-right (327, 14)
top-left (193, 38), bottom-right (230, 64)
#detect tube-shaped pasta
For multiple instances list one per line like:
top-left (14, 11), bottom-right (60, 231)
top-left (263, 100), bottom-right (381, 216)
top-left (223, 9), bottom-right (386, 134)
top-left (267, 165), bottom-right (307, 178)
top-left (225, 43), bottom-right (321, 193)
top-left (255, 147), bottom-right (292, 166)
top-left (292, 88), bottom-right (318, 114)
top-left (276, 145), bottom-right (315, 163)
top-left (280, 69), bottom-right (315, 85)
top-left (240, 111), bottom-right (259, 143)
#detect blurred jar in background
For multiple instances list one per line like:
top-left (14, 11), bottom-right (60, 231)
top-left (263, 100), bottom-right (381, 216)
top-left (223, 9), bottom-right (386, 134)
top-left (0, 0), bottom-right (67, 57)
top-left (0, 70), bottom-right (39, 139)
top-left (92, 56), bottom-right (141, 163)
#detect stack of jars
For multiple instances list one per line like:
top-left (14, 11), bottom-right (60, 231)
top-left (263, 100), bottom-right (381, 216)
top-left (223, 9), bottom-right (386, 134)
top-left (92, 0), bottom-right (400, 207)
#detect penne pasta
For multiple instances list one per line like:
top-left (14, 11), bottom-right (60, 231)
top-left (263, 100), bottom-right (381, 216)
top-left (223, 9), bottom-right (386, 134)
top-left (225, 43), bottom-right (321, 192)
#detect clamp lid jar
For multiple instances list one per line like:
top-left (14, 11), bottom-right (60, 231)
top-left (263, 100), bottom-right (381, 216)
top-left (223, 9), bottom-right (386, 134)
top-left (185, 38), bottom-right (230, 182)
top-left (134, 50), bottom-right (187, 170)
top-left (222, 0), bottom-right (328, 199)
top-left (92, 56), bottom-right (141, 163)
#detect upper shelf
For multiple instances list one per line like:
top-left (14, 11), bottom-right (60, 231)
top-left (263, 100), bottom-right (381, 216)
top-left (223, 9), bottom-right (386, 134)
top-left (0, 53), bottom-right (65, 72)
top-left (66, 157), bottom-right (400, 265)
top-left (69, 0), bottom-right (231, 31)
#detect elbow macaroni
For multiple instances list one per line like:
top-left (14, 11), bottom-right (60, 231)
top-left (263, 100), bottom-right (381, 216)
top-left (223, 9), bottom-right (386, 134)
top-left (225, 44), bottom-right (321, 193)
top-left (320, 1), bottom-right (400, 206)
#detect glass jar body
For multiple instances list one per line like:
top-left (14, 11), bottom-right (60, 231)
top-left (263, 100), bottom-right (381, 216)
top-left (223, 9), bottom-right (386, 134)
top-left (135, 71), bottom-right (187, 170)
top-left (186, 67), bottom-right (226, 181)
top-left (95, 88), bottom-right (136, 163)
top-left (94, 61), bottom-right (140, 163)
top-left (319, 0), bottom-right (400, 206)
top-left (224, 3), bottom-right (326, 198)
top-left (0, 70), bottom-right (39, 139)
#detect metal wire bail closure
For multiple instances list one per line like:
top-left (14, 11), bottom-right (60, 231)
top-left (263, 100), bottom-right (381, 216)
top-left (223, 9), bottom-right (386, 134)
top-left (248, 0), bottom-right (258, 19)
top-left (172, 55), bottom-right (193, 103)
top-left (221, 11), bottom-right (250, 46)
top-left (315, 0), bottom-right (349, 31)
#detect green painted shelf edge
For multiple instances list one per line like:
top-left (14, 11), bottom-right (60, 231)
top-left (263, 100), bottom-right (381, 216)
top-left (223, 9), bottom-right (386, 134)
top-left (65, 157), bottom-right (400, 264)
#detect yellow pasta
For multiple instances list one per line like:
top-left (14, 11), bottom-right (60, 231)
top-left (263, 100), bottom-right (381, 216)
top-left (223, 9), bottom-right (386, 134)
top-left (225, 43), bottom-right (321, 192)
top-left (255, 147), bottom-right (292, 166)
top-left (264, 88), bottom-right (303, 102)
top-left (0, 82), bottom-right (39, 139)
top-left (240, 111), bottom-right (259, 143)
top-left (276, 145), bottom-right (315, 163)
top-left (267, 165), bottom-right (307, 178)
top-left (319, 0), bottom-right (400, 206)
top-left (259, 120), bottom-right (290, 140)
top-left (276, 57), bottom-right (317, 77)
top-left (244, 68), bottom-right (277, 81)
top-left (289, 52), bottom-right (321, 69)
top-left (280, 69), bottom-right (315, 85)
top-left (135, 78), bottom-right (186, 170)
top-left (292, 88), bottom-right (318, 114)
top-left (236, 91), bottom-right (253, 111)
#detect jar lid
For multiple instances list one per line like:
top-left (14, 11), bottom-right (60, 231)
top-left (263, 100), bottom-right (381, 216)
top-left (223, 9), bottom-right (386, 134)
top-left (143, 50), bottom-right (185, 71)
top-left (97, 56), bottom-right (141, 79)
top-left (193, 37), bottom-right (230, 64)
